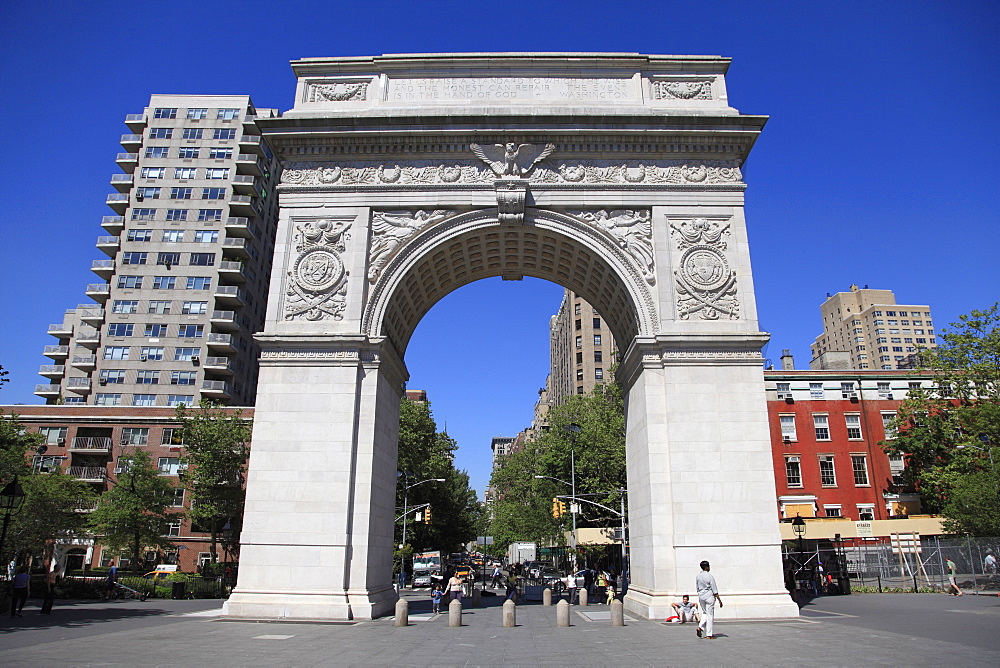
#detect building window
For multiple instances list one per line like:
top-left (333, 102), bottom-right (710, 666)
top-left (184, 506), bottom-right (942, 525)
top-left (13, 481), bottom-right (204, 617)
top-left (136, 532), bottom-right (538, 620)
top-left (178, 147), bottom-right (200, 159)
top-left (594, 350), bottom-right (603, 363)
top-left (809, 383), bottom-right (823, 399)
top-left (121, 252), bottom-right (147, 265)
top-left (217, 108), bottom-right (240, 120)
top-left (103, 346), bottom-right (130, 360)
top-left (845, 414), bottom-right (862, 439)
top-left (780, 415), bottom-right (797, 441)
top-left (575, 319), bottom-right (581, 331)
top-left (121, 427), bottom-right (149, 445)
top-left (155, 252), bottom-right (181, 267)
top-left (149, 128), bottom-right (173, 139)
top-left (140, 347), bottom-right (164, 361)
top-left (112, 300), bottom-right (139, 314)
top-left (593, 317), bottom-right (601, 329)
top-left (881, 412), bottom-right (897, 438)
top-left (576, 352), bottom-right (583, 364)
top-left (165, 209), bottom-right (189, 222)
top-left (107, 323), bottom-right (134, 337)
top-left (182, 301), bottom-right (208, 314)
top-left (574, 303), bottom-right (581, 316)
top-left (165, 520), bottom-right (181, 537)
top-left (194, 230), bottom-right (219, 243)
top-left (140, 167), bottom-right (165, 179)
top-left (162, 230), bottom-right (184, 243)
top-left (575, 336), bottom-right (582, 349)
top-left (161, 427), bottom-right (185, 445)
top-left (857, 505), bottom-right (875, 521)
top-left (170, 187), bottom-right (193, 200)
top-left (197, 209), bottom-right (222, 222)
top-left (209, 148), bottom-right (233, 160)
top-left (145, 147), bottom-right (169, 159)
top-left (147, 300), bottom-right (171, 315)
top-left (170, 487), bottom-right (185, 507)
top-left (171, 371), bottom-right (197, 386)
top-left (785, 456), bottom-right (802, 487)
top-left (153, 108), bottom-right (177, 119)
top-left (201, 187), bottom-right (226, 199)
top-left (136, 370), bottom-right (160, 385)
top-left (205, 168), bottom-right (230, 180)
top-left (190, 253), bottom-right (215, 266)
top-left (576, 386), bottom-right (584, 395)
top-left (182, 128), bottom-right (203, 140)
top-left (177, 324), bottom-right (204, 338)
top-left (851, 454), bottom-right (870, 486)
top-left (174, 347), bottom-right (199, 361)
top-left (819, 455), bottom-right (836, 486)
top-left (186, 277), bottom-right (211, 290)
top-left (187, 108), bottom-right (207, 120)
top-left (593, 334), bottom-right (602, 346)
top-left (823, 505), bottom-right (842, 518)
top-left (152, 276), bottom-right (176, 290)
top-left (137, 187), bottom-right (160, 200)
top-left (167, 395), bottom-right (194, 407)
top-left (174, 167), bottom-right (197, 179)
top-left (576, 369), bottom-right (584, 381)
top-left (813, 415), bottom-right (830, 440)
top-left (889, 454), bottom-right (905, 484)
top-left (33, 455), bottom-right (63, 473)
top-left (95, 393), bottom-right (122, 406)
top-left (132, 394), bottom-right (157, 407)
top-left (38, 427), bottom-right (68, 445)
top-left (144, 324), bottom-right (168, 337)
top-left (776, 383), bottom-right (791, 399)
top-left (841, 382), bottom-right (856, 398)
top-left (157, 457), bottom-right (183, 476)
top-left (877, 382), bottom-right (891, 399)
top-left (213, 128), bottom-right (237, 140)
top-left (595, 368), bottom-right (604, 381)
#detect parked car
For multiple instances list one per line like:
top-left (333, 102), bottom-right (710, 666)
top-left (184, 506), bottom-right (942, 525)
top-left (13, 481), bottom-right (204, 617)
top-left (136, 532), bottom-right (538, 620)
top-left (538, 567), bottom-right (565, 591)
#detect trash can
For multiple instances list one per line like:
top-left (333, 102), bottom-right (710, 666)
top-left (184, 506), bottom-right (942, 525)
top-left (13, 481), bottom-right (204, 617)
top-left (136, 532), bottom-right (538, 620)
top-left (171, 581), bottom-right (187, 600)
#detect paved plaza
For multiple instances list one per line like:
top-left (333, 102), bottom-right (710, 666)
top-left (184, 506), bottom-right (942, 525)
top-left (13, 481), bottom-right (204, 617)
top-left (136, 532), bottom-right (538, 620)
top-left (2, 589), bottom-right (999, 666)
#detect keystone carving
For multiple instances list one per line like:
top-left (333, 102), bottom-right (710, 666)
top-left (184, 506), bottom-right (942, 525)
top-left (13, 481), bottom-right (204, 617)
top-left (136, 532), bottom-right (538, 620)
top-left (368, 210), bottom-right (455, 283)
top-left (569, 210), bottom-right (655, 285)
top-left (670, 218), bottom-right (739, 320)
top-left (284, 219), bottom-right (351, 321)
top-left (495, 180), bottom-right (528, 225)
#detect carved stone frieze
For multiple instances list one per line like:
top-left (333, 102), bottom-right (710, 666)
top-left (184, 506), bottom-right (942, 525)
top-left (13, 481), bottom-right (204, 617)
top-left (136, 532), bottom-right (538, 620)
top-left (284, 219), bottom-right (351, 321)
top-left (308, 81), bottom-right (369, 102)
top-left (279, 159), bottom-right (742, 186)
top-left (670, 217), bottom-right (739, 320)
top-left (651, 79), bottom-right (714, 100)
top-left (471, 142), bottom-right (555, 177)
top-left (368, 210), bottom-right (455, 283)
top-left (567, 210), bottom-right (655, 285)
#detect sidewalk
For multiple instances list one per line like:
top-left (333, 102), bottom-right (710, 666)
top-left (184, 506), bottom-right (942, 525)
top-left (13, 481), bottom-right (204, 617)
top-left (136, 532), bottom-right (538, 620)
top-left (2, 591), bottom-right (999, 666)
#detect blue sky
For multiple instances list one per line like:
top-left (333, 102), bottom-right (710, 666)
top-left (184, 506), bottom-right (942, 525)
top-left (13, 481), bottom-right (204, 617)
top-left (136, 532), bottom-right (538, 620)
top-left (1, 1), bottom-right (997, 497)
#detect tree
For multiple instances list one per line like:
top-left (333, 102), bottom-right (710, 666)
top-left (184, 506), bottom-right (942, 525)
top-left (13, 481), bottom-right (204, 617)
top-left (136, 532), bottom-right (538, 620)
top-left (89, 449), bottom-right (179, 570)
top-left (486, 446), bottom-right (561, 552)
top-left (174, 401), bottom-right (251, 564)
top-left (5, 471), bottom-right (97, 567)
top-left (0, 409), bottom-right (37, 484)
top-left (941, 471), bottom-right (1000, 536)
top-left (882, 303), bottom-right (1000, 528)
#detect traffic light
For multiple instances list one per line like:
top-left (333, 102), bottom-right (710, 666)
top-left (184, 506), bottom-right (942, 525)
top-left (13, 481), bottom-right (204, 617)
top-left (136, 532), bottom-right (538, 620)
top-left (559, 500), bottom-right (567, 517)
top-left (552, 497), bottom-right (562, 518)
top-left (424, 505), bottom-right (432, 523)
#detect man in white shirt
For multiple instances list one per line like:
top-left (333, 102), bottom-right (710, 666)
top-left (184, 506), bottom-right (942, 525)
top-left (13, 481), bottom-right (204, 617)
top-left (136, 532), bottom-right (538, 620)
top-left (695, 560), bottom-right (722, 639)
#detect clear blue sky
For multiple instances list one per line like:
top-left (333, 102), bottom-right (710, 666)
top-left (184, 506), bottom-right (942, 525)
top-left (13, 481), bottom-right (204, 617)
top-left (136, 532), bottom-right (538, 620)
top-left (1, 1), bottom-right (997, 498)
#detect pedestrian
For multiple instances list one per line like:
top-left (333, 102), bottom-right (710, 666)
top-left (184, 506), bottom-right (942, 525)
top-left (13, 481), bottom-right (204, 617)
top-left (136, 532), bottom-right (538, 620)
top-left (490, 564), bottom-right (503, 588)
top-left (40, 567), bottom-right (59, 615)
top-left (106, 565), bottom-right (118, 600)
top-left (447, 572), bottom-right (464, 603)
top-left (505, 577), bottom-right (518, 601)
top-left (946, 557), bottom-right (963, 596)
top-left (430, 585), bottom-right (444, 614)
top-left (10, 567), bottom-right (30, 618)
top-left (565, 572), bottom-right (578, 604)
top-left (605, 581), bottom-right (616, 605)
top-left (984, 550), bottom-right (997, 575)
top-left (695, 560), bottom-right (723, 640)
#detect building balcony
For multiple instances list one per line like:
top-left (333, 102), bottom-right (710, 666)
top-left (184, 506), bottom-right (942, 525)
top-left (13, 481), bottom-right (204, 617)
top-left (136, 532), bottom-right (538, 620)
top-left (232, 174), bottom-right (257, 195)
top-left (85, 284), bottom-right (111, 302)
top-left (221, 237), bottom-right (250, 260)
top-left (91, 259), bottom-right (115, 279)
top-left (76, 327), bottom-right (101, 348)
top-left (120, 134), bottom-right (142, 151)
top-left (228, 194), bottom-right (258, 216)
top-left (66, 377), bottom-right (92, 394)
top-left (235, 153), bottom-right (263, 176)
top-left (95, 236), bottom-right (120, 257)
top-left (241, 115), bottom-right (257, 131)
top-left (124, 113), bottom-right (146, 133)
top-left (105, 193), bottom-right (129, 214)
top-left (68, 466), bottom-right (107, 483)
top-left (71, 355), bottom-right (97, 370)
top-left (203, 356), bottom-right (234, 376)
top-left (101, 215), bottom-right (125, 235)
top-left (206, 333), bottom-right (236, 353)
top-left (213, 285), bottom-right (246, 307)
top-left (78, 308), bottom-right (104, 325)
top-left (39, 365), bottom-right (65, 379)
top-left (43, 345), bottom-right (69, 360)
top-left (218, 261), bottom-right (247, 283)
top-left (110, 173), bottom-right (133, 192)
top-left (201, 380), bottom-right (232, 399)
top-left (115, 153), bottom-right (138, 173)
top-left (238, 134), bottom-right (264, 154)
top-left (35, 383), bottom-right (61, 397)
top-left (210, 310), bottom-right (239, 331)
top-left (48, 323), bottom-right (73, 338)
top-left (70, 436), bottom-right (113, 453)
top-left (225, 216), bottom-right (254, 239)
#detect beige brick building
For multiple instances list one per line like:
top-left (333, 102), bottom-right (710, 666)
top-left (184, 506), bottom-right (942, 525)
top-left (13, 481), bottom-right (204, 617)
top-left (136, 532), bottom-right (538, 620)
top-left (548, 289), bottom-right (619, 403)
top-left (36, 95), bottom-right (281, 407)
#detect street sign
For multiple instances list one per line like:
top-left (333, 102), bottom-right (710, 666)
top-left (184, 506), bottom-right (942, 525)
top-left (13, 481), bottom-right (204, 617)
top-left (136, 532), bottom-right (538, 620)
top-left (476, 536), bottom-right (494, 545)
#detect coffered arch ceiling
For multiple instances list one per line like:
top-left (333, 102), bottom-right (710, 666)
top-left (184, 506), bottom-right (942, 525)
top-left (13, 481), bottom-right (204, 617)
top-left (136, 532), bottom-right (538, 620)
top-left (365, 209), bottom-right (654, 359)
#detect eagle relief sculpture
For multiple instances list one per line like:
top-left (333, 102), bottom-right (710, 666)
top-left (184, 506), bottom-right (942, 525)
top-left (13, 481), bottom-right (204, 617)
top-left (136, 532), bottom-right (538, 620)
top-left (470, 142), bottom-right (556, 178)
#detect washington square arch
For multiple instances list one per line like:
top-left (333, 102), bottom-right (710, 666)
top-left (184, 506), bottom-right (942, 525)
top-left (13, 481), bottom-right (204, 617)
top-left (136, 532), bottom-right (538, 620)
top-left (222, 52), bottom-right (799, 622)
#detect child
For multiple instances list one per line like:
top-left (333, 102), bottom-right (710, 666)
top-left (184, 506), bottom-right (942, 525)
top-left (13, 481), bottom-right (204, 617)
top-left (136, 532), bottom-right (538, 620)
top-left (431, 585), bottom-right (444, 614)
top-left (605, 582), bottom-right (616, 605)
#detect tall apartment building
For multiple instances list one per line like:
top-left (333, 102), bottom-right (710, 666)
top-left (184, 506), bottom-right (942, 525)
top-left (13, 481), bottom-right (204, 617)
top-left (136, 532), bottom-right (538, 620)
top-left (548, 290), bottom-right (618, 403)
top-left (35, 95), bottom-right (282, 407)
top-left (809, 285), bottom-right (938, 371)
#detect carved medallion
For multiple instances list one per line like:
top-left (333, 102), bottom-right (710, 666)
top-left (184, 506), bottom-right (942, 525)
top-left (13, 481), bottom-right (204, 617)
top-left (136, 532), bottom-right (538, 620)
top-left (284, 219), bottom-right (351, 322)
top-left (294, 249), bottom-right (344, 292)
top-left (670, 217), bottom-right (739, 320)
top-left (680, 247), bottom-right (729, 291)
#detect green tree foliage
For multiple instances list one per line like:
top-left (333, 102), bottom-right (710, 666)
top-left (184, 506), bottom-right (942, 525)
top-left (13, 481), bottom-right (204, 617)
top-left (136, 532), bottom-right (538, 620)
top-left (6, 471), bottom-right (97, 566)
top-left (89, 449), bottom-right (179, 570)
top-left (175, 401), bottom-right (252, 563)
top-left (487, 381), bottom-right (627, 554)
top-left (396, 399), bottom-right (480, 555)
top-left (882, 303), bottom-right (1000, 529)
top-left (941, 471), bottom-right (1000, 536)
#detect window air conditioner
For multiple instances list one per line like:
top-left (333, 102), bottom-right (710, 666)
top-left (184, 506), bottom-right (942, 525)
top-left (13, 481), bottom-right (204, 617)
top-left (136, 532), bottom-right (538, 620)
top-left (139, 355), bottom-right (148, 362)
top-left (887, 393), bottom-right (894, 400)
top-left (114, 467), bottom-right (125, 474)
top-left (99, 378), bottom-right (108, 385)
top-left (192, 356), bottom-right (200, 365)
top-left (57, 438), bottom-right (66, 445)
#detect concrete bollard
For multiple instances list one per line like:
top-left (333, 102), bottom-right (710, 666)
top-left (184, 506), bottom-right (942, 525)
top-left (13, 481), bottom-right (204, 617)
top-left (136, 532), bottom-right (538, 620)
top-left (448, 597), bottom-right (463, 627)
top-left (503, 598), bottom-right (516, 627)
top-left (472, 587), bottom-right (482, 607)
top-left (394, 598), bottom-right (409, 627)
top-left (580, 589), bottom-right (588, 606)
top-left (610, 599), bottom-right (624, 626)
top-left (543, 587), bottom-right (553, 606)
top-left (556, 598), bottom-right (571, 627)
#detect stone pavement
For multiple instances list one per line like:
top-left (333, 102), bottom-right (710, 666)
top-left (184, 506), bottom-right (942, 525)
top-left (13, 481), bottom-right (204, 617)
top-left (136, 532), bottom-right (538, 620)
top-left (2, 590), bottom-right (999, 666)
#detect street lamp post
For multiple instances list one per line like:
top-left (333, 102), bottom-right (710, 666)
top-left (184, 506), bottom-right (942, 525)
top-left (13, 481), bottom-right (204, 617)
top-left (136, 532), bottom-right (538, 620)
top-left (564, 424), bottom-right (581, 570)
top-left (0, 475), bottom-right (27, 567)
top-left (792, 514), bottom-right (807, 555)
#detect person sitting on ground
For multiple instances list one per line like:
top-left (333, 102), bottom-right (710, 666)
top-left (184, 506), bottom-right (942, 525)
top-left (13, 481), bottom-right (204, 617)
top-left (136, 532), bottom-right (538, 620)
top-left (669, 594), bottom-right (700, 623)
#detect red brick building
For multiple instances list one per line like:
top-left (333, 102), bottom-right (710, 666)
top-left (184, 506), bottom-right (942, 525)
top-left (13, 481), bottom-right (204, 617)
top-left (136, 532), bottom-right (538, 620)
top-left (2, 404), bottom-right (252, 573)
top-left (763, 370), bottom-right (926, 523)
